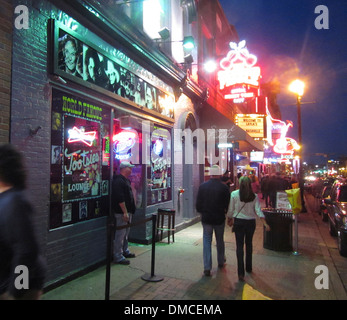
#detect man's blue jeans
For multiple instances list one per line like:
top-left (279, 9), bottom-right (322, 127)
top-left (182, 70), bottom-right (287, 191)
top-left (202, 222), bottom-right (225, 271)
top-left (114, 214), bottom-right (132, 262)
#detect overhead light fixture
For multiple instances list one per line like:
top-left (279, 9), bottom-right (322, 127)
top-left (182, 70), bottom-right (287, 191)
top-left (154, 35), bottom-right (195, 51)
top-left (182, 36), bottom-right (195, 50)
top-left (184, 54), bottom-right (194, 64)
top-left (158, 27), bottom-right (170, 40)
top-left (203, 60), bottom-right (217, 73)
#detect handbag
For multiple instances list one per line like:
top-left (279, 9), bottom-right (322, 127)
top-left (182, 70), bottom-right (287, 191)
top-left (231, 203), bottom-right (246, 233)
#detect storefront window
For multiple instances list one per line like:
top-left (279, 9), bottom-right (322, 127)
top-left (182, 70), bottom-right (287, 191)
top-left (147, 125), bottom-right (172, 205)
top-left (50, 88), bottom-right (110, 229)
top-left (113, 116), bottom-right (143, 209)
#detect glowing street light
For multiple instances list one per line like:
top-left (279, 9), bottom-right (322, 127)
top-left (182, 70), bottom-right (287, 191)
top-left (289, 79), bottom-right (305, 98)
top-left (289, 79), bottom-right (306, 217)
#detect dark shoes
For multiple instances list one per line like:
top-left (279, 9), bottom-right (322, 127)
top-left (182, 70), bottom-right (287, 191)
top-left (114, 252), bottom-right (135, 264)
top-left (114, 259), bottom-right (130, 265)
top-left (238, 275), bottom-right (245, 282)
top-left (203, 270), bottom-right (211, 277)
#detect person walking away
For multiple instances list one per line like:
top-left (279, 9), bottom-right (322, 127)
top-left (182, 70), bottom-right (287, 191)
top-left (227, 176), bottom-right (270, 281)
top-left (0, 144), bottom-right (46, 299)
top-left (112, 161), bottom-right (136, 265)
top-left (196, 165), bottom-right (230, 276)
top-left (250, 174), bottom-right (261, 195)
top-left (268, 174), bottom-right (278, 208)
top-left (260, 174), bottom-right (270, 207)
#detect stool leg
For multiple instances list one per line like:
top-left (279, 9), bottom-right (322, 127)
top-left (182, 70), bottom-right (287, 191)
top-left (172, 214), bottom-right (175, 243)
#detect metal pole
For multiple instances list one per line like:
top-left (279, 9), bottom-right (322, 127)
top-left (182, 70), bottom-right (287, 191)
top-left (105, 109), bottom-right (115, 300)
top-left (141, 213), bottom-right (164, 282)
top-left (292, 214), bottom-right (300, 255)
top-left (297, 95), bottom-right (307, 213)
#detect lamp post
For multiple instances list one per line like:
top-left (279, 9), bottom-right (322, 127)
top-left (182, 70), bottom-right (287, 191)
top-left (289, 79), bottom-right (306, 213)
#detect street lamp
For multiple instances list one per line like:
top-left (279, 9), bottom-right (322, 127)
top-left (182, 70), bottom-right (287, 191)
top-left (289, 79), bottom-right (306, 213)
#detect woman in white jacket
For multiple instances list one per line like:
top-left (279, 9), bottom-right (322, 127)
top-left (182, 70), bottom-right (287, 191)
top-left (227, 176), bottom-right (270, 281)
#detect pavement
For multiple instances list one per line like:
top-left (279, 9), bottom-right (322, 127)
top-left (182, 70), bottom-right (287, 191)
top-left (42, 193), bottom-right (347, 301)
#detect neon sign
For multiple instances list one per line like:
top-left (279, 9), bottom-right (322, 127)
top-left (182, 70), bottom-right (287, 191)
top-left (113, 130), bottom-right (137, 160)
top-left (68, 126), bottom-right (97, 146)
top-left (218, 40), bottom-right (261, 100)
top-left (265, 105), bottom-right (300, 156)
top-left (225, 87), bottom-right (255, 103)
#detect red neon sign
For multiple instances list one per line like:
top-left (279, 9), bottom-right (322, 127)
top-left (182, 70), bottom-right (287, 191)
top-left (68, 126), bottom-right (97, 146)
top-left (218, 40), bottom-right (261, 100)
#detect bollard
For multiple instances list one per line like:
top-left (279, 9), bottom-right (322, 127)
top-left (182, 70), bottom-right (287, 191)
top-left (141, 213), bottom-right (164, 282)
top-left (292, 214), bottom-right (300, 256)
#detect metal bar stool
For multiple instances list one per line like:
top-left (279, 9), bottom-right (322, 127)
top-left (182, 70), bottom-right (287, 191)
top-left (156, 208), bottom-right (176, 244)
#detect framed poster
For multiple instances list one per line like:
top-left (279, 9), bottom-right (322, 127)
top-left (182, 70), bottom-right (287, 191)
top-left (50, 88), bottom-right (110, 229)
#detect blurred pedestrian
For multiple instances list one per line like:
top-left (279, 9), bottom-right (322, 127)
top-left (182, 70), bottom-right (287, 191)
top-left (112, 161), bottom-right (136, 265)
top-left (260, 174), bottom-right (270, 207)
top-left (268, 174), bottom-right (278, 208)
top-left (196, 165), bottom-right (230, 276)
top-left (250, 174), bottom-right (261, 195)
top-left (227, 176), bottom-right (270, 281)
top-left (0, 144), bottom-right (46, 299)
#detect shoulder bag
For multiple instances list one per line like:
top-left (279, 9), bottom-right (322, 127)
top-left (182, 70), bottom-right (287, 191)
top-left (231, 202), bottom-right (246, 233)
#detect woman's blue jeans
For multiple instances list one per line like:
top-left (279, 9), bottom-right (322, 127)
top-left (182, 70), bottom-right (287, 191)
top-left (202, 222), bottom-right (225, 271)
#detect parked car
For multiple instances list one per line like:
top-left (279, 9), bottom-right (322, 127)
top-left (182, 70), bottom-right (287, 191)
top-left (324, 179), bottom-right (347, 256)
top-left (319, 185), bottom-right (332, 221)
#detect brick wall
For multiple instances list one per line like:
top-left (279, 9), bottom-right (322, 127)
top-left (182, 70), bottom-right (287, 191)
top-left (11, 0), bottom-right (107, 287)
top-left (0, 0), bottom-right (13, 144)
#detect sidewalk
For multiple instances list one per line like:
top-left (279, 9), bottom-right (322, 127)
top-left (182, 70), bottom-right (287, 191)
top-left (42, 194), bottom-right (347, 300)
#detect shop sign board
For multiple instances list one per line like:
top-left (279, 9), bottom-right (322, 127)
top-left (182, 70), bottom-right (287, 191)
top-left (235, 114), bottom-right (266, 139)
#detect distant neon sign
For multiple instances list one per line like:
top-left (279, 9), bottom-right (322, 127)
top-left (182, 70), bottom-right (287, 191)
top-left (68, 126), bottom-right (97, 146)
top-left (218, 40), bottom-right (261, 100)
top-left (269, 118), bottom-right (300, 155)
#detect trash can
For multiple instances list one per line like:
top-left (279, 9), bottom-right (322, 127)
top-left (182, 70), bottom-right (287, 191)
top-left (263, 209), bottom-right (293, 251)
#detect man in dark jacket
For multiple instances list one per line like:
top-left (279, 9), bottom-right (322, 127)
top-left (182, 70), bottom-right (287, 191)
top-left (0, 144), bottom-right (46, 299)
top-left (196, 165), bottom-right (230, 276)
top-left (112, 161), bottom-right (136, 265)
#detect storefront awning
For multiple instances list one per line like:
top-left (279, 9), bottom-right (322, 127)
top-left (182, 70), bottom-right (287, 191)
top-left (198, 106), bottom-right (263, 152)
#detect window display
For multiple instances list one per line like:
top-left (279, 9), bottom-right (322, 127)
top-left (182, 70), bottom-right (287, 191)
top-left (147, 125), bottom-right (172, 205)
top-left (50, 88), bottom-right (110, 229)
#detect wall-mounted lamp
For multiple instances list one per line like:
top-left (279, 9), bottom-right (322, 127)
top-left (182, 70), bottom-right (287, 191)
top-left (184, 54), bottom-right (194, 64)
top-left (173, 74), bottom-right (188, 102)
top-left (182, 36), bottom-right (195, 50)
top-left (155, 35), bottom-right (195, 50)
top-left (158, 27), bottom-right (170, 40)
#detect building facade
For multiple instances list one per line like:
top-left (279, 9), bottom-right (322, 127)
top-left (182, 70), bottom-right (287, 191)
top-left (5, 0), bottom-right (264, 288)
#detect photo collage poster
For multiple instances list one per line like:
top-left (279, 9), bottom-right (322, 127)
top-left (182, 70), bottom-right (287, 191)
top-left (56, 25), bottom-right (174, 119)
top-left (50, 88), bottom-right (110, 229)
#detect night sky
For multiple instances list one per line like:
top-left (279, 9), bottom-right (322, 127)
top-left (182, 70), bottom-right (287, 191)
top-left (218, 0), bottom-right (347, 164)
